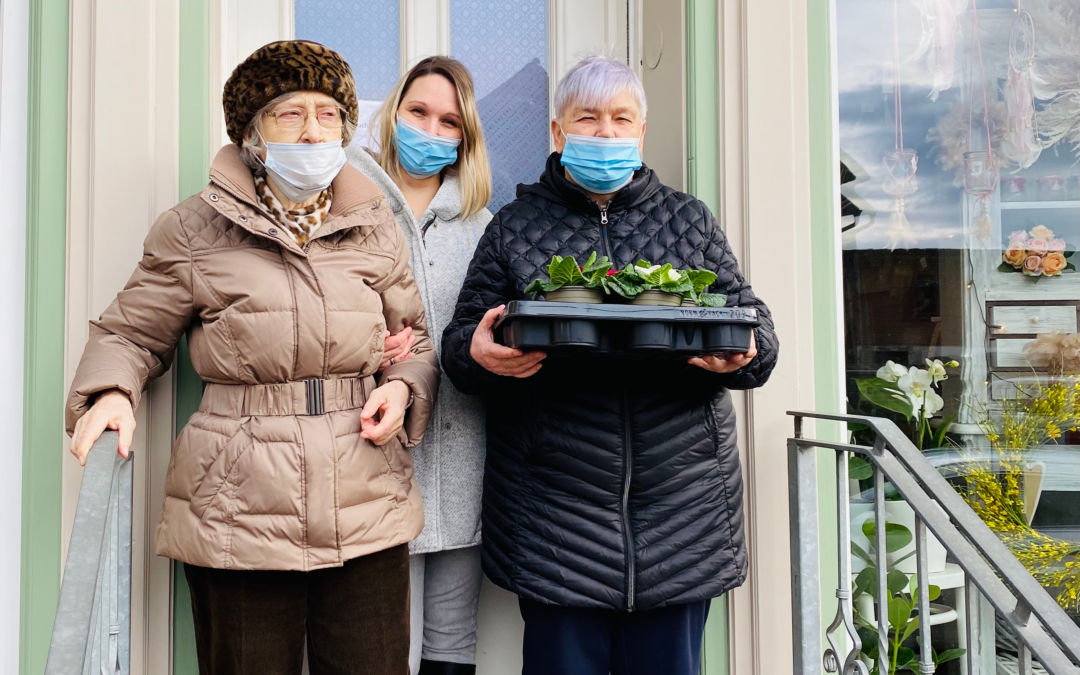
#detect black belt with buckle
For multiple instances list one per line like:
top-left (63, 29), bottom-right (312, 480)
top-left (303, 379), bottom-right (325, 416)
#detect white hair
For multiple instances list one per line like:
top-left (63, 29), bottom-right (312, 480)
top-left (553, 54), bottom-right (647, 121)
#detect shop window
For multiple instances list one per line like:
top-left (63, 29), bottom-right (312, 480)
top-left (295, 0), bottom-right (400, 145)
top-left (451, 0), bottom-right (550, 211)
top-left (838, 0), bottom-right (1079, 668)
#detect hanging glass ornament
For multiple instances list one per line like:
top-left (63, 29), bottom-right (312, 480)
top-left (884, 149), bottom-right (920, 250)
top-left (963, 150), bottom-right (999, 241)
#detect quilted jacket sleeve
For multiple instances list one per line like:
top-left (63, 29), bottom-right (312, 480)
top-left (440, 213), bottom-right (513, 396)
top-left (66, 209), bottom-right (195, 435)
top-left (699, 207), bottom-right (779, 390)
top-left (377, 224), bottom-right (441, 447)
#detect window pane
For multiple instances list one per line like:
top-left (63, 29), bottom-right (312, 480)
top-left (452, 0), bottom-right (549, 212)
top-left (295, 0), bottom-right (400, 102)
top-left (837, 0), bottom-right (1080, 660)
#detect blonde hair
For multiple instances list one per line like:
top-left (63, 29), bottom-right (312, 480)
top-left (373, 57), bottom-right (492, 219)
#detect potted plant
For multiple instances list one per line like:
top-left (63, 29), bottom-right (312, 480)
top-left (607, 261), bottom-right (691, 306)
top-left (849, 358), bottom-right (961, 575)
top-left (850, 522), bottom-right (966, 675)
top-left (524, 252), bottom-right (615, 304)
top-left (681, 269), bottom-right (728, 307)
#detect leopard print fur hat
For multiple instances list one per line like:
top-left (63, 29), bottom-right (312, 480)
top-left (223, 40), bottom-right (358, 146)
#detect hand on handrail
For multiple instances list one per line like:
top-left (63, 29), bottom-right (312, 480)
top-left (70, 390), bottom-right (135, 467)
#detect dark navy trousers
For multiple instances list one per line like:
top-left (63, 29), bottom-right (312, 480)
top-left (518, 597), bottom-right (711, 675)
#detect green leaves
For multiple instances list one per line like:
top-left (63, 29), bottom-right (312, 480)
top-left (856, 377), bottom-right (914, 421)
top-left (524, 252), bottom-right (724, 302)
top-left (849, 455), bottom-right (874, 480)
top-left (524, 253), bottom-right (613, 297)
top-left (862, 521), bottom-right (913, 553)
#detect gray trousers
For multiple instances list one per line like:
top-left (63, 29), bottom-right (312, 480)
top-left (408, 546), bottom-right (484, 673)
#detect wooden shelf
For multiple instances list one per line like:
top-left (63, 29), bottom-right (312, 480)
top-left (999, 200), bottom-right (1080, 210)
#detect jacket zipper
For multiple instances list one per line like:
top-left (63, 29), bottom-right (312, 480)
top-left (598, 205), bottom-right (614, 262)
top-left (621, 388), bottom-right (636, 612)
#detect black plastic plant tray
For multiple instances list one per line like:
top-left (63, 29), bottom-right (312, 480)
top-left (494, 301), bottom-right (759, 357)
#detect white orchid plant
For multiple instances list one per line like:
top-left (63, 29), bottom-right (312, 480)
top-left (856, 358), bottom-right (960, 451)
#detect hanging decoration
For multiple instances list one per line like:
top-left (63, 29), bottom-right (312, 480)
top-left (963, 0), bottom-right (1000, 243)
top-left (924, 0), bottom-right (967, 101)
top-left (1001, 6), bottom-right (1043, 168)
top-left (1027, 0), bottom-right (1080, 158)
top-left (884, 0), bottom-right (919, 251)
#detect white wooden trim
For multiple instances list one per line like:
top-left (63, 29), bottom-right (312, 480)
top-left (401, 0), bottom-right (450, 70)
top-left (0, 0), bottom-right (29, 667)
top-left (210, 0), bottom-right (293, 152)
top-left (720, 0), bottom-right (815, 673)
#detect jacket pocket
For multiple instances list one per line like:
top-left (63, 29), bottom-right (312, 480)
top-left (188, 419), bottom-right (251, 520)
top-left (377, 436), bottom-right (412, 497)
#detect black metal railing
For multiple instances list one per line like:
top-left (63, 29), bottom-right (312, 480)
top-left (789, 411), bottom-right (1080, 675)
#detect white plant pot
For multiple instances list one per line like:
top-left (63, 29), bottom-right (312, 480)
top-left (884, 500), bottom-right (948, 575)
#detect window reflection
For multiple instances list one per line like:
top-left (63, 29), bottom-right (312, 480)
top-left (452, 0), bottom-right (550, 212)
top-left (838, 0), bottom-right (1080, 667)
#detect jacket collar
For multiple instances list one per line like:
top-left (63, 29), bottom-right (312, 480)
top-left (519, 152), bottom-right (662, 215)
top-left (348, 146), bottom-right (463, 223)
top-left (204, 144), bottom-right (388, 253)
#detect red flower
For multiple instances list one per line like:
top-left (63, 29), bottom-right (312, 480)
top-left (579, 265), bottom-right (584, 271)
top-left (607, 269), bottom-right (617, 276)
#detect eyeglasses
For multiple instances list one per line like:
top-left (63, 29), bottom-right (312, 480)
top-left (264, 106), bottom-right (346, 130)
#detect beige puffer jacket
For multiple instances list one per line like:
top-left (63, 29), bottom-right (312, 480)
top-left (66, 145), bottom-right (439, 571)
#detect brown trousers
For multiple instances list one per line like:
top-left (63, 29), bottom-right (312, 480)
top-left (185, 544), bottom-right (410, 675)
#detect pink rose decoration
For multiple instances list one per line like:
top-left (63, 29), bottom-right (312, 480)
top-left (1022, 255), bottom-right (1043, 276)
top-left (1047, 238), bottom-right (1067, 253)
top-left (1008, 230), bottom-right (1029, 243)
top-left (1027, 238), bottom-right (1049, 255)
top-left (606, 269), bottom-right (617, 276)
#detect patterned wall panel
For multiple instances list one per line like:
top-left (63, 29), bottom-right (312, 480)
top-left (452, 0), bottom-right (550, 212)
top-left (295, 0), bottom-right (400, 102)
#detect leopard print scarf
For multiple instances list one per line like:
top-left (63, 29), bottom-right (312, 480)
top-left (254, 175), bottom-right (332, 247)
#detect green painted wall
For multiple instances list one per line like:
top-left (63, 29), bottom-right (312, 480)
top-left (20, 1), bottom-right (69, 672)
top-left (174, 0), bottom-right (212, 671)
top-left (685, 1), bottom-right (729, 673)
top-left (806, 0), bottom-right (842, 652)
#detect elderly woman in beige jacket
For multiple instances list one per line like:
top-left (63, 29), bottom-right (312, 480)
top-left (65, 41), bottom-right (438, 675)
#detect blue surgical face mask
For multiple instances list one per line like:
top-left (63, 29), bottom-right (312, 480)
top-left (262, 140), bottom-right (347, 203)
top-left (396, 116), bottom-right (461, 179)
top-left (559, 130), bottom-right (643, 195)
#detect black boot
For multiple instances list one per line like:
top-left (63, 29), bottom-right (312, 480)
top-left (418, 660), bottom-right (476, 675)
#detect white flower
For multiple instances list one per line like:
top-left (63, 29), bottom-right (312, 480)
top-left (897, 367), bottom-right (933, 397)
top-left (910, 389), bottom-right (945, 419)
top-left (876, 360), bottom-right (908, 383)
top-left (666, 269), bottom-right (682, 283)
top-left (634, 264), bottom-right (661, 278)
top-left (925, 359), bottom-right (948, 384)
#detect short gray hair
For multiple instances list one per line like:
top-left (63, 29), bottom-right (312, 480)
top-left (239, 91), bottom-right (358, 176)
top-left (553, 55), bottom-right (647, 121)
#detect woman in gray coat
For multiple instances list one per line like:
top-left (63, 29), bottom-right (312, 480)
top-left (347, 56), bottom-right (492, 675)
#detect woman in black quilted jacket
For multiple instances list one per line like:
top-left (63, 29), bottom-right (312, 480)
top-left (441, 55), bottom-right (778, 675)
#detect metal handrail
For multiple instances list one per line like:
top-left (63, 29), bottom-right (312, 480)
top-left (789, 411), bottom-right (1080, 675)
top-left (45, 431), bottom-right (132, 675)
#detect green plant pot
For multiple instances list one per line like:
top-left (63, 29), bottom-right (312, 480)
top-left (682, 297), bottom-right (698, 307)
top-left (544, 286), bottom-right (604, 304)
top-left (629, 290), bottom-right (683, 307)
